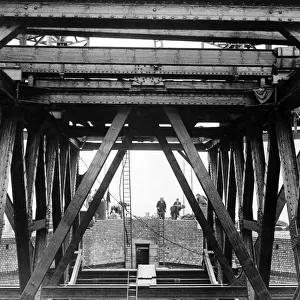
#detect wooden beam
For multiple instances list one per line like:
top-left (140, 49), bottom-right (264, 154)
top-left (223, 148), bottom-right (236, 282)
top-left (20, 107), bottom-right (131, 300)
top-left (241, 140), bottom-right (255, 300)
top-left (165, 107), bottom-right (271, 300)
top-left (256, 120), bottom-right (280, 287)
top-left (33, 137), bottom-right (48, 270)
top-left (0, 21), bottom-right (23, 48)
top-left (25, 27), bottom-right (291, 45)
top-left (52, 147), bottom-right (63, 267)
top-left (0, 110), bottom-right (17, 238)
top-left (280, 25), bottom-right (300, 49)
top-left (5, 195), bottom-right (15, 231)
top-left (11, 121), bottom-right (31, 291)
top-left (0, 46), bottom-right (276, 66)
top-left (50, 134), bottom-right (133, 284)
top-left (25, 124), bottom-right (44, 225)
top-left (275, 111), bottom-right (300, 296)
top-left (248, 126), bottom-right (265, 236)
top-left (0, 69), bottom-right (17, 103)
top-left (82, 142), bottom-right (206, 152)
top-left (29, 219), bottom-right (46, 232)
top-left (155, 124), bottom-right (235, 284)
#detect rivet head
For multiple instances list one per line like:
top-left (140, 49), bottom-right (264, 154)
top-left (153, 8), bottom-right (156, 12)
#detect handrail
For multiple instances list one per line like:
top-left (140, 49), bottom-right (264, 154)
top-left (69, 250), bottom-right (83, 285)
top-left (203, 249), bottom-right (218, 285)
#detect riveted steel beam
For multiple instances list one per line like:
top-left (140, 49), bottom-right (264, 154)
top-left (24, 27), bottom-right (291, 45)
top-left (0, 2), bottom-right (300, 27)
top-left (0, 47), bottom-right (276, 66)
top-left (19, 91), bottom-right (257, 106)
top-left (14, 63), bottom-right (273, 79)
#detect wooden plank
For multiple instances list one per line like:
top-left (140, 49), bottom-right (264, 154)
top-left (256, 122), bottom-right (280, 287)
top-left (275, 111), bottom-right (300, 295)
top-left (25, 124), bottom-right (44, 226)
top-left (50, 135), bottom-right (133, 285)
top-left (165, 107), bottom-right (271, 300)
top-left (203, 249), bottom-right (218, 285)
top-left (0, 110), bottom-right (17, 239)
top-left (33, 137), bottom-right (48, 270)
top-left (0, 21), bottom-right (23, 48)
top-left (155, 125), bottom-right (235, 284)
top-left (21, 107), bottom-right (131, 300)
top-left (11, 121), bottom-right (31, 291)
top-left (0, 46), bottom-right (276, 66)
top-left (68, 250), bottom-right (82, 285)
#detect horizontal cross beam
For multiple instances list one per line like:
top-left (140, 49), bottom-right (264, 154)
top-left (12, 64), bottom-right (273, 79)
top-left (40, 285), bottom-right (297, 299)
top-left (0, 47), bottom-right (276, 66)
top-left (20, 91), bottom-right (257, 106)
top-left (31, 80), bottom-right (260, 92)
top-left (1, 2), bottom-right (300, 26)
top-left (24, 27), bottom-right (291, 45)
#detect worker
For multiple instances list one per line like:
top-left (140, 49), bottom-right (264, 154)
top-left (156, 197), bottom-right (166, 219)
top-left (170, 198), bottom-right (182, 220)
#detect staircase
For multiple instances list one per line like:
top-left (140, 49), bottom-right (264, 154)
top-left (122, 150), bottom-right (133, 268)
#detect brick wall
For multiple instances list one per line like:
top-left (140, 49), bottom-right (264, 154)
top-left (0, 236), bottom-right (18, 274)
top-left (82, 219), bottom-right (203, 267)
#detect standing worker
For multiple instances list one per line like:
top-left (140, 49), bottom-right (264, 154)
top-left (156, 197), bottom-right (166, 219)
top-left (170, 198), bottom-right (182, 220)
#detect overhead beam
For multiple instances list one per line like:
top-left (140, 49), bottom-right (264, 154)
top-left (32, 80), bottom-right (260, 91)
top-left (0, 47), bottom-right (276, 66)
top-left (20, 91), bottom-right (257, 106)
top-left (1, 2), bottom-right (300, 26)
top-left (24, 27), bottom-right (291, 45)
top-left (20, 107), bottom-right (131, 300)
top-left (165, 107), bottom-right (271, 299)
top-left (16, 63), bottom-right (273, 78)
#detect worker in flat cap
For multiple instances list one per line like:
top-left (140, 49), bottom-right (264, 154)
top-left (156, 197), bottom-right (166, 219)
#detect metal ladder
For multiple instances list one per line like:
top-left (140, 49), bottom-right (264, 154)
top-left (158, 218), bottom-right (165, 266)
top-left (123, 150), bottom-right (133, 268)
top-left (127, 270), bottom-right (138, 300)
